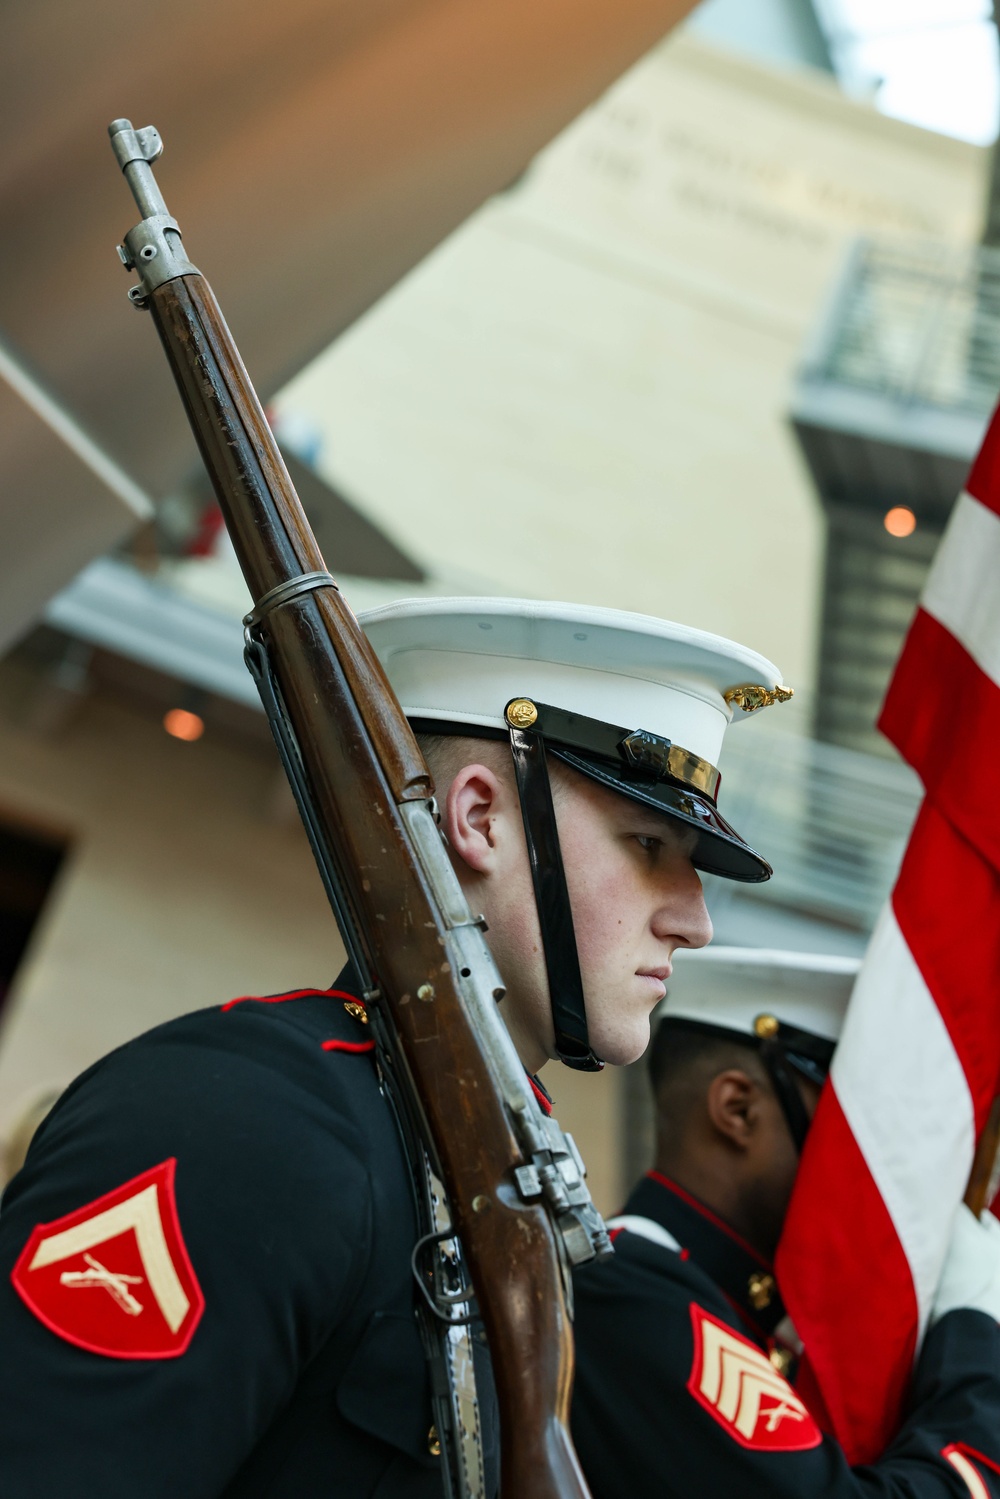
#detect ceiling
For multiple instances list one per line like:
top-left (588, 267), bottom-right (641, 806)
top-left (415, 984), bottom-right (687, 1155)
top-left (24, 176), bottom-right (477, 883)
top-left (0, 0), bottom-right (697, 648)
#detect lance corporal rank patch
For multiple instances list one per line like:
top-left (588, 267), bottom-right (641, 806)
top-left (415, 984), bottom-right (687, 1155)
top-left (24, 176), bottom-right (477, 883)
top-left (10, 1157), bottom-right (204, 1359)
top-left (686, 1304), bottom-right (822, 1453)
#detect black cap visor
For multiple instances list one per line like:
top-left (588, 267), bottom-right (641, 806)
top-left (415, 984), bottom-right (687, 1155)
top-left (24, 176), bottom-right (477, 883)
top-left (549, 747), bottom-right (771, 884)
top-left (662, 1016), bottom-right (836, 1083)
top-left (410, 701), bottom-right (771, 883)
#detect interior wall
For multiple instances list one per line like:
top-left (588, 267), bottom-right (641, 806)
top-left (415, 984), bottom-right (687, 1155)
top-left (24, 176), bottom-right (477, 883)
top-left (0, 660), bottom-right (339, 1139)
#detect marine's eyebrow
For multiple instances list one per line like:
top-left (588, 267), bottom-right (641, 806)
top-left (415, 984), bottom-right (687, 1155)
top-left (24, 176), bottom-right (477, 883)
top-left (624, 813), bottom-right (698, 853)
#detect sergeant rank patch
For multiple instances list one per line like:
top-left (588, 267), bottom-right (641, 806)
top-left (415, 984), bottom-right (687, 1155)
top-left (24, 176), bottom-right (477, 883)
top-left (10, 1157), bottom-right (204, 1359)
top-left (686, 1304), bottom-right (822, 1453)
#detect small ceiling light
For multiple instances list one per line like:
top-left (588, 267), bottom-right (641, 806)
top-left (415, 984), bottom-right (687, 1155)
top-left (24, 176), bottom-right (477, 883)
top-left (163, 708), bottom-right (204, 742)
top-left (883, 505), bottom-right (916, 538)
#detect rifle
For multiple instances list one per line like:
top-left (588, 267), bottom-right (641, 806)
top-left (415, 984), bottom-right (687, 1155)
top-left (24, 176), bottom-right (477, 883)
top-left (108, 119), bottom-right (609, 1498)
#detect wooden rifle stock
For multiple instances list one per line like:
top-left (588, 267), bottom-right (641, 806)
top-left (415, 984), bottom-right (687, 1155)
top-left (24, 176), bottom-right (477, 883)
top-left (112, 135), bottom-right (602, 1497)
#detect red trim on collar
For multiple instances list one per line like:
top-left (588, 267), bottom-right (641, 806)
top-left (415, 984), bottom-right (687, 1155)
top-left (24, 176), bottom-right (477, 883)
top-left (646, 1171), bottom-right (772, 1269)
top-left (321, 1038), bottom-right (376, 1054)
top-left (221, 987), bottom-right (359, 1012)
top-left (528, 1076), bottom-right (553, 1115)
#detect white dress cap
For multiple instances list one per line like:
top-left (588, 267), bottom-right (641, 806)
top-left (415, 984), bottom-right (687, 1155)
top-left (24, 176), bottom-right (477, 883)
top-left (662, 946), bottom-right (860, 1045)
top-left (359, 597), bottom-right (787, 769)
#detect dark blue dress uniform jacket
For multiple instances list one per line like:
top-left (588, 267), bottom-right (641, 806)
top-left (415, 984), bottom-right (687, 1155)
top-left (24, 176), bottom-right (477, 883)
top-left (571, 1172), bottom-right (1000, 1498)
top-left (0, 975), bottom-right (498, 1497)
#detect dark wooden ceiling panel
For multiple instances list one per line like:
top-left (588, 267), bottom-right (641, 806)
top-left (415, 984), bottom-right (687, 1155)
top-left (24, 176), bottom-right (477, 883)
top-left (0, 0), bottom-right (697, 494)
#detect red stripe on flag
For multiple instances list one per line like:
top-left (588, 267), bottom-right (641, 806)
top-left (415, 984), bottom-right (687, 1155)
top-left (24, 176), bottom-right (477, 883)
top-left (892, 802), bottom-right (1000, 1135)
top-left (779, 388), bottom-right (1000, 1473)
top-left (879, 607), bottom-right (1000, 873)
top-left (965, 403), bottom-right (1000, 520)
top-left (791, 1352), bottom-right (836, 1438)
top-left (778, 1085), bottom-right (917, 1464)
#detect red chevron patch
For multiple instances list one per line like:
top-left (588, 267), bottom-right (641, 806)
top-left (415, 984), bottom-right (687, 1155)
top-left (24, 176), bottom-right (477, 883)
top-left (687, 1304), bottom-right (822, 1452)
top-left (10, 1158), bottom-right (204, 1359)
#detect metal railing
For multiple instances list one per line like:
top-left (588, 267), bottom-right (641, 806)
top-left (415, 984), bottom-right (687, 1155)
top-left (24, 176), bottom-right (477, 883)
top-left (707, 722), bottom-right (921, 931)
top-left (802, 237), bottom-right (1000, 417)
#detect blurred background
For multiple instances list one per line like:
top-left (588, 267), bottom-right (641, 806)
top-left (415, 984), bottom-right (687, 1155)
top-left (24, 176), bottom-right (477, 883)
top-left (0, 0), bottom-right (996, 1210)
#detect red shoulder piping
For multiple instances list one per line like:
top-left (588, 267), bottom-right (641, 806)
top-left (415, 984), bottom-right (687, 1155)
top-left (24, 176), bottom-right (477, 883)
top-left (942, 1443), bottom-right (1000, 1491)
top-left (221, 987), bottom-right (359, 1012)
top-left (528, 1075), bottom-right (553, 1115)
top-left (646, 1171), bottom-right (772, 1268)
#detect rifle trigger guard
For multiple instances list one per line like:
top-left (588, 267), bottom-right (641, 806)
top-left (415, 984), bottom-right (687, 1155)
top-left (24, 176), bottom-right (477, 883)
top-left (244, 570), bottom-right (338, 631)
top-left (411, 1230), bottom-right (477, 1326)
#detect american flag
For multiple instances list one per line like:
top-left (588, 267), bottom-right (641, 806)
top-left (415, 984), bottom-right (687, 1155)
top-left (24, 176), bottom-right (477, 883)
top-left (774, 410), bottom-right (1000, 1463)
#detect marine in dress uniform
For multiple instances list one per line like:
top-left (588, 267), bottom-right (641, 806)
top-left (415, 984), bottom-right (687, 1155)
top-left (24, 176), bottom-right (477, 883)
top-left (0, 600), bottom-right (790, 1495)
top-left (571, 947), bottom-right (1000, 1498)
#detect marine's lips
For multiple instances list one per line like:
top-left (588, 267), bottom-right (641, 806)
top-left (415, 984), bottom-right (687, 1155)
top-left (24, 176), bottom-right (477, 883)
top-left (636, 965), bottom-right (672, 997)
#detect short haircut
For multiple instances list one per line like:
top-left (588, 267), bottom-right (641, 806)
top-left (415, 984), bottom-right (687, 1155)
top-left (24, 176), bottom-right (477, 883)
top-left (414, 732), bottom-right (461, 768)
top-left (415, 731), bottom-right (510, 790)
top-left (647, 1016), bottom-right (769, 1135)
top-left (415, 730), bottom-right (569, 801)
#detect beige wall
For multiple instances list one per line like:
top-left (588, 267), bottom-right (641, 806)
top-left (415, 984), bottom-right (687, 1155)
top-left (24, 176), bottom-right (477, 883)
top-left (276, 34), bottom-right (983, 693)
top-left (0, 665), bottom-right (336, 1134)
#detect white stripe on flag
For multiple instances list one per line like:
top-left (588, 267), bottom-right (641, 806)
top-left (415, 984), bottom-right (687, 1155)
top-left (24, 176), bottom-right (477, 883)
top-left (830, 903), bottom-right (976, 1334)
top-left (922, 492), bottom-right (1000, 691)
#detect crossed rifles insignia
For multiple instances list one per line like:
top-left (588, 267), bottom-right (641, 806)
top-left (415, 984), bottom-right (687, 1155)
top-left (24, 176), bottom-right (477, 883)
top-left (10, 1158), bottom-right (204, 1359)
top-left (687, 1305), bottom-right (822, 1453)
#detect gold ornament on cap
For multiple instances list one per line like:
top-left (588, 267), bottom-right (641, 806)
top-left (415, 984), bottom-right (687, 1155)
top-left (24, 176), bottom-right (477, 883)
top-left (506, 698), bottom-right (539, 729)
top-left (724, 683), bottom-right (794, 713)
top-left (754, 1013), bottom-right (780, 1040)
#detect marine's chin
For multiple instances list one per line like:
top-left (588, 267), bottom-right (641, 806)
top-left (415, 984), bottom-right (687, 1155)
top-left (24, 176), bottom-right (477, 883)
top-left (587, 1014), bottom-right (654, 1069)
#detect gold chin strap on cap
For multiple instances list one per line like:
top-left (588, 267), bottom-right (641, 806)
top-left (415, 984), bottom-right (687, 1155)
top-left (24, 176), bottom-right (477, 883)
top-left (503, 699), bottom-right (723, 803)
top-left (618, 732), bottom-right (720, 802)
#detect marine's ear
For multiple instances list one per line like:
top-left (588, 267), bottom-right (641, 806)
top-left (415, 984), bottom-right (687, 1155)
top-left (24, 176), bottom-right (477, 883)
top-left (441, 763), bottom-right (506, 874)
top-left (705, 1068), bottom-right (763, 1152)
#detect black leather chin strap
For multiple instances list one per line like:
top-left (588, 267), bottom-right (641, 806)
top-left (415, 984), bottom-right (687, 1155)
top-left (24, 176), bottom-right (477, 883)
top-left (507, 723), bottom-right (604, 1071)
top-left (758, 1041), bottom-right (812, 1153)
